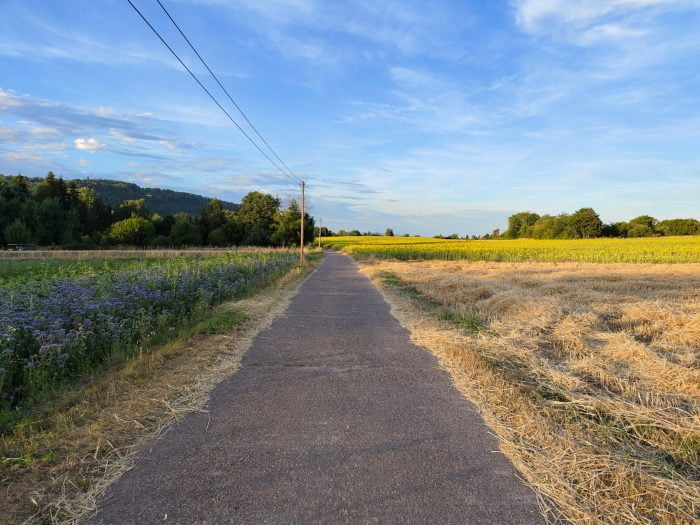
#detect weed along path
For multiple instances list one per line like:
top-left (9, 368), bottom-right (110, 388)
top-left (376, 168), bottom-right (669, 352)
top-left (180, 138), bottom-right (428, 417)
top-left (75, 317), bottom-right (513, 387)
top-left (91, 251), bottom-right (543, 524)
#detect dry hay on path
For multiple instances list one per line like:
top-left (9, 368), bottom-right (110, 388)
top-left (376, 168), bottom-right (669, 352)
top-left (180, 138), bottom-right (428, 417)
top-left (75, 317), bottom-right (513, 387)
top-left (360, 260), bottom-right (700, 525)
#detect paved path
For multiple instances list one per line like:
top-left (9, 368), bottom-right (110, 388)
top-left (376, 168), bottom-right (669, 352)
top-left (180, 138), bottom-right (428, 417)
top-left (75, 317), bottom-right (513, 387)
top-left (92, 252), bottom-right (543, 524)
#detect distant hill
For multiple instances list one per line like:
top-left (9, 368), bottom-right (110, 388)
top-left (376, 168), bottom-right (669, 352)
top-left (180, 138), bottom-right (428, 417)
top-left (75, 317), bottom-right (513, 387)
top-left (2, 175), bottom-right (239, 216)
top-left (77, 179), bottom-right (239, 216)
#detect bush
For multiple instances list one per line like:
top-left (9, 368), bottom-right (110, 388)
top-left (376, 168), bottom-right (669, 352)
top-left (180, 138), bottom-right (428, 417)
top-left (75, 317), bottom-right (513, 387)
top-left (108, 217), bottom-right (155, 246)
top-left (4, 219), bottom-right (31, 244)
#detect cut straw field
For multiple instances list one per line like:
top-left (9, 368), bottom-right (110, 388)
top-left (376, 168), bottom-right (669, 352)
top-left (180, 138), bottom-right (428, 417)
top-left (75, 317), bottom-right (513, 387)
top-left (359, 259), bottom-right (699, 524)
top-left (324, 235), bottom-right (700, 263)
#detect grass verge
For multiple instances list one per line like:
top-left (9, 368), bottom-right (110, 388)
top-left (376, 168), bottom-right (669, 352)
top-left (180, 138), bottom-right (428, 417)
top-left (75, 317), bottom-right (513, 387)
top-left (360, 260), bottom-right (699, 525)
top-left (0, 255), bottom-right (320, 524)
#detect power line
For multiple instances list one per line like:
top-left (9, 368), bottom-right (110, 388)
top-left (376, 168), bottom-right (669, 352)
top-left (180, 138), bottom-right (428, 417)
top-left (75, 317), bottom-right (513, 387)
top-left (153, 0), bottom-right (301, 184)
top-left (124, 0), bottom-right (300, 185)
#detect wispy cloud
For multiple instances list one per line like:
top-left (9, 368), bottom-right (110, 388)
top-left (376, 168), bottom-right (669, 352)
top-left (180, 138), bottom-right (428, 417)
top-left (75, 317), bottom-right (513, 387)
top-left (513, 0), bottom-right (697, 45)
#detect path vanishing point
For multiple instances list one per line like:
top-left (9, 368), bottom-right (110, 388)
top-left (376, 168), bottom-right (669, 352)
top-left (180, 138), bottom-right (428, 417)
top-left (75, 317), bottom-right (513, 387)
top-left (92, 251), bottom-right (544, 524)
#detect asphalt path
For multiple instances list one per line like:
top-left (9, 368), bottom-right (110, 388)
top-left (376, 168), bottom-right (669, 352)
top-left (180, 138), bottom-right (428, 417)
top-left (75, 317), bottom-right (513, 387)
top-left (91, 251), bottom-right (544, 524)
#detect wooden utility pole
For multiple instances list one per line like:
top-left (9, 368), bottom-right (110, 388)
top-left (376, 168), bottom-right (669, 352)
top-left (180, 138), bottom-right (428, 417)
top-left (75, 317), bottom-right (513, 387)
top-left (318, 218), bottom-right (322, 249)
top-left (300, 181), bottom-right (305, 264)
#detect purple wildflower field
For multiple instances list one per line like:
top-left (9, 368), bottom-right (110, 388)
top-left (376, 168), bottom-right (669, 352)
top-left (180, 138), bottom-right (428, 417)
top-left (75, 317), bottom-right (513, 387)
top-left (0, 252), bottom-right (295, 414)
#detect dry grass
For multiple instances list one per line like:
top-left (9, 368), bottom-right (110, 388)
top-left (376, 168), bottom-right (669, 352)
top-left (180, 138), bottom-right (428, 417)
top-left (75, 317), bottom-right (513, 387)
top-left (0, 259), bottom-right (319, 524)
top-left (359, 259), bottom-right (700, 524)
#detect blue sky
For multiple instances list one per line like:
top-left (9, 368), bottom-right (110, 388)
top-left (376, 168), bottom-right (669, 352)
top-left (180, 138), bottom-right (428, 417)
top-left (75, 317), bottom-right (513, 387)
top-left (1, 0), bottom-right (699, 235)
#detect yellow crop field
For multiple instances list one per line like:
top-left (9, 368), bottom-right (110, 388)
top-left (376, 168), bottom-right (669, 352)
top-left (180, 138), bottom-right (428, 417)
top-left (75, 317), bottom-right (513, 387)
top-left (324, 235), bottom-right (700, 263)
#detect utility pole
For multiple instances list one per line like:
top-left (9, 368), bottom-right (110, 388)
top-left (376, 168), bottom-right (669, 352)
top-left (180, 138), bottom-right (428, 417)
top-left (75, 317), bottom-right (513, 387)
top-left (318, 218), bottom-right (322, 249)
top-left (299, 181), bottom-right (305, 265)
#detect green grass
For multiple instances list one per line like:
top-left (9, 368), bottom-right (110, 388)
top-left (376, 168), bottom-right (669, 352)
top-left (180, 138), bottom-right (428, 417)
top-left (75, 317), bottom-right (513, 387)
top-left (378, 271), bottom-right (485, 333)
top-left (193, 308), bottom-right (248, 335)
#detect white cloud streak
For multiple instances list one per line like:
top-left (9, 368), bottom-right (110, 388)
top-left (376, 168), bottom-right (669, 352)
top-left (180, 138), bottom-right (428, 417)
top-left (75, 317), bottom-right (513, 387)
top-left (73, 137), bottom-right (104, 151)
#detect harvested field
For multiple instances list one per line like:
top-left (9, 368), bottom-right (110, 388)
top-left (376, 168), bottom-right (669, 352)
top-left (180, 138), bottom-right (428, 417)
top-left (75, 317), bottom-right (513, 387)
top-left (360, 259), bottom-right (700, 524)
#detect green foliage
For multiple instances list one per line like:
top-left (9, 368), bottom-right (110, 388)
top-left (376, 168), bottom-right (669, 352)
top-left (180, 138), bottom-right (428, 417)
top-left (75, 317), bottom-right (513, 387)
top-left (529, 214), bottom-right (569, 239)
top-left (270, 200), bottom-right (315, 247)
top-left (0, 173), bottom-right (318, 249)
top-left (237, 191), bottom-right (280, 245)
top-left (193, 308), bottom-right (247, 335)
top-left (385, 228), bottom-right (394, 237)
top-left (657, 219), bottom-right (700, 236)
top-left (32, 198), bottom-right (65, 245)
top-left (567, 208), bottom-right (603, 239)
top-left (108, 217), bottom-right (156, 245)
top-left (626, 224), bottom-right (656, 238)
top-left (113, 198), bottom-right (150, 221)
top-left (629, 215), bottom-right (658, 229)
top-left (199, 198), bottom-right (227, 237)
top-left (505, 211), bottom-right (540, 238)
top-left (70, 178), bottom-right (238, 215)
top-left (498, 208), bottom-right (698, 240)
top-left (4, 219), bottom-right (31, 244)
top-left (207, 220), bottom-right (244, 247)
top-left (169, 217), bottom-right (202, 246)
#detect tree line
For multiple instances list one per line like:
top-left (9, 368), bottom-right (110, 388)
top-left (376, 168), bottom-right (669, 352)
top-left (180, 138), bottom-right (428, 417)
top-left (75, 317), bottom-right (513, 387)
top-left (494, 208), bottom-right (700, 240)
top-left (0, 173), bottom-right (315, 248)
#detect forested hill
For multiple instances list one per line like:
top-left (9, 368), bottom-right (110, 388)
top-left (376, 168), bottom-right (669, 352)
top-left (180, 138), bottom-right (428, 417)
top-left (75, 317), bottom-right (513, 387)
top-left (72, 179), bottom-right (239, 215)
top-left (1, 176), bottom-right (239, 216)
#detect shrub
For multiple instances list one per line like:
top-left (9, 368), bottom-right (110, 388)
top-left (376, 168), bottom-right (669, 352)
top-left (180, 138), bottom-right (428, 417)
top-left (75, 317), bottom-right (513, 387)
top-left (108, 217), bottom-right (155, 246)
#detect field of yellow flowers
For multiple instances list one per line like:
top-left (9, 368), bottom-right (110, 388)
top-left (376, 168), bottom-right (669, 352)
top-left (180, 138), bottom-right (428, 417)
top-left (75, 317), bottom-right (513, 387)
top-left (324, 235), bottom-right (700, 263)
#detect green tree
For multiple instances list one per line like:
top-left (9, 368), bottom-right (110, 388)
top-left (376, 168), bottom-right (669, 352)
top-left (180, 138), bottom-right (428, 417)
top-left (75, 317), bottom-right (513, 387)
top-left (33, 198), bottom-right (65, 245)
top-left (208, 219), bottom-right (244, 247)
top-left (567, 208), bottom-right (603, 238)
top-left (271, 200), bottom-right (315, 247)
top-left (237, 191), bottom-right (280, 245)
top-left (4, 219), bottom-right (31, 245)
top-left (385, 228), bottom-right (394, 237)
top-left (169, 216), bottom-right (202, 246)
top-left (108, 217), bottom-right (155, 245)
top-left (530, 214), bottom-right (569, 239)
top-left (77, 187), bottom-right (112, 235)
top-left (113, 198), bottom-right (150, 221)
top-left (61, 208), bottom-right (82, 246)
top-left (629, 215), bottom-right (658, 230)
top-left (505, 212), bottom-right (540, 238)
top-left (656, 219), bottom-right (700, 236)
top-left (35, 172), bottom-right (68, 204)
top-left (199, 198), bottom-right (227, 237)
top-left (627, 224), bottom-right (655, 238)
top-left (601, 222), bottom-right (624, 237)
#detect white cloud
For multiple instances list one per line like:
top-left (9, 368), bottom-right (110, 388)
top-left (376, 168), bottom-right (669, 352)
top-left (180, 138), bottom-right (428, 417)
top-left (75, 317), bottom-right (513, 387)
top-left (110, 129), bottom-right (137, 143)
top-left (0, 87), bottom-right (22, 107)
top-left (78, 158), bottom-right (90, 167)
top-left (96, 106), bottom-right (115, 117)
top-left (513, 0), bottom-right (695, 44)
top-left (29, 126), bottom-right (60, 136)
top-left (74, 137), bottom-right (105, 151)
top-left (516, 0), bottom-right (681, 30)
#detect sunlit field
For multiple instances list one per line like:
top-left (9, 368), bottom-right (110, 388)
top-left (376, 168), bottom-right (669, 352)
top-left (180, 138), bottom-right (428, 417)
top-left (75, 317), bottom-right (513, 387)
top-left (324, 235), bottom-right (700, 263)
